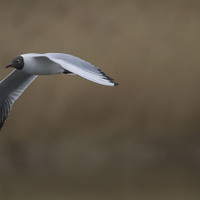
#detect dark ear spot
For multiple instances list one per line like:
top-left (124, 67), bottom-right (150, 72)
top-left (12, 56), bottom-right (24, 70)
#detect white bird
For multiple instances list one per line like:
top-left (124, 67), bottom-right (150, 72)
top-left (0, 53), bottom-right (118, 131)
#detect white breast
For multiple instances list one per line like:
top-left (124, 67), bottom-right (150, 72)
top-left (21, 53), bottom-right (64, 75)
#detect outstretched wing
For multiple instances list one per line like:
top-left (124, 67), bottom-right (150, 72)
top-left (0, 70), bottom-right (37, 131)
top-left (44, 53), bottom-right (118, 86)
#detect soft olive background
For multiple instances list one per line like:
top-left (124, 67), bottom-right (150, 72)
top-left (0, 0), bottom-right (200, 199)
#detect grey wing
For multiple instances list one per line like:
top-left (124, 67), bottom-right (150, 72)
top-left (0, 70), bottom-right (37, 131)
top-left (44, 53), bottom-right (118, 86)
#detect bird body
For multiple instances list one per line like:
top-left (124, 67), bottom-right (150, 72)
top-left (21, 53), bottom-right (65, 75)
top-left (0, 53), bottom-right (118, 131)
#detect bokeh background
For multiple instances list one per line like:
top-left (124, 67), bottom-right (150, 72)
top-left (0, 0), bottom-right (200, 199)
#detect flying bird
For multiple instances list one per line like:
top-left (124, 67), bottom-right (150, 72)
top-left (0, 53), bottom-right (118, 131)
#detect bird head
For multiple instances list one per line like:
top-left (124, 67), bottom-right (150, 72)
top-left (6, 56), bottom-right (24, 70)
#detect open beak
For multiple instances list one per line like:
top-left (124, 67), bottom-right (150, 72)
top-left (5, 64), bottom-right (13, 68)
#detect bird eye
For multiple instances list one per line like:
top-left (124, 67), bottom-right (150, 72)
top-left (16, 59), bottom-right (20, 63)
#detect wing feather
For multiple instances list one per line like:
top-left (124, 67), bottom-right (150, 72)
top-left (44, 53), bottom-right (118, 86)
top-left (0, 70), bottom-right (37, 131)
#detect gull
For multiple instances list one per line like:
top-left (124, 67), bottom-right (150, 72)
top-left (0, 53), bottom-right (118, 131)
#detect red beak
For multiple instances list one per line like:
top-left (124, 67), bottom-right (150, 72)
top-left (5, 64), bottom-right (13, 68)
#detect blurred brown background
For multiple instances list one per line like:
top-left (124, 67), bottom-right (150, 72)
top-left (0, 0), bottom-right (200, 199)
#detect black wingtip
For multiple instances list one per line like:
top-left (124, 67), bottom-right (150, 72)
top-left (114, 82), bottom-right (119, 86)
top-left (97, 68), bottom-right (119, 86)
